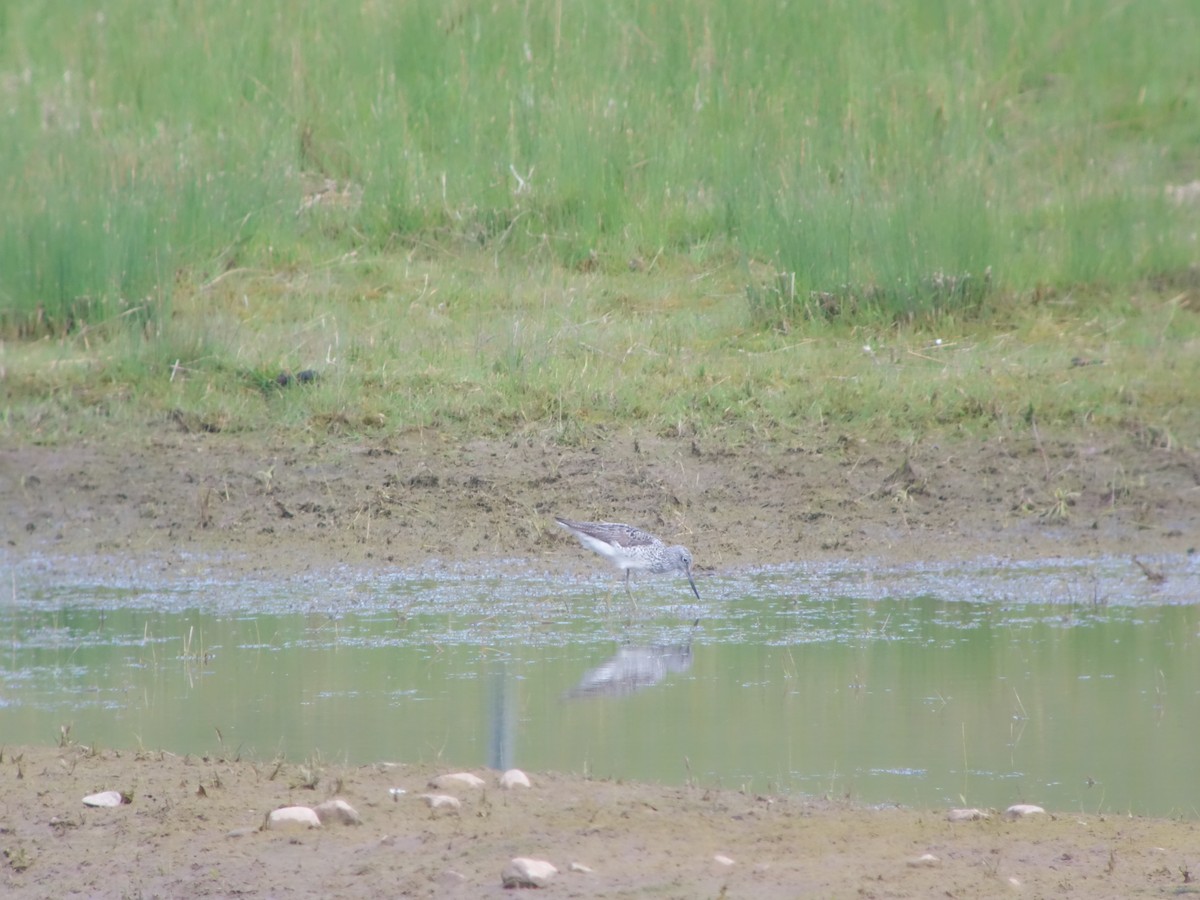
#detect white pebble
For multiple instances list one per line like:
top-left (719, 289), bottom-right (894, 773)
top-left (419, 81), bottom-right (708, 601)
top-left (419, 793), bottom-right (462, 811)
top-left (502, 857), bottom-right (558, 888)
top-left (82, 790), bottom-right (126, 808)
top-left (907, 853), bottom-right (940, 868)
top-left (313, 798), bottom-right (362, 826)
top-left (713, 854), bottom-right (735, 867)
top-left (266, 806), bottom-right (322, 830)
top-left (429, 772), bottom-right (486, 790)
top-left (569, 861), bottom-right (594, 874)
top-left (1005, 803), bottom-right (1045, 819)
top-left (499, 768), bottom-right (531, 789)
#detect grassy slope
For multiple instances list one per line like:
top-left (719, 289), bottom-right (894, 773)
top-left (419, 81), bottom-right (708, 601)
top-left (0, 1), bottom-right (1197, 447)
top-left (4, 255), bottom-right (1197, 451)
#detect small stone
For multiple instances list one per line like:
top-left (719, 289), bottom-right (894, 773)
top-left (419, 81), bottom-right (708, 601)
top-left (569, 862), bottom-right (593, 874)
top-left (713, 854), bottom-right (735, 867)
top-left (502, 857), bottom-right (558, 888)
top-left (419, 793), bottom-right (462, 812)
top-left (266, 806), bottom-right (322, 830)
top-left (226, 827), bottom-right (257, 839)
top-left (313, 798), bottom-right (362, 826)
top-left (1005, 803), bottom-right (1045, 819)
top-left (946, 807), bottom-right (990, 822)
top-left (499, 768), bottom-right (531, 789)
top-left (389, 787), bottom-right (407, 801)
top-left (82, 791), bottom-right (126, 808)
top-left (907, 853), bottom-right (940, 868)
top-left (429, 772), bottom-right (486, 790)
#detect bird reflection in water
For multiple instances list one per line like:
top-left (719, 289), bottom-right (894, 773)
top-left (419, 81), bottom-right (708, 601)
top-left (565, 642), bottom-right (693, 699)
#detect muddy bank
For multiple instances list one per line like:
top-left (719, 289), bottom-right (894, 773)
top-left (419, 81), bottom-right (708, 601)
top-left (2, 744), bottom-right (1197, 899)
top-left (3, 425), bottom-right (1196, 583)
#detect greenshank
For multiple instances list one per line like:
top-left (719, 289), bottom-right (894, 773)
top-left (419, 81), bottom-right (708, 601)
top-left (555, 516), bottom-right (700, 599)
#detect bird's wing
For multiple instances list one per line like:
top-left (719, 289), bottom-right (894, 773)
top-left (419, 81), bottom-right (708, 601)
top-left (561, 519), bottom-right (660, 548)
top-left (603, 524), bottom-right (660, 548)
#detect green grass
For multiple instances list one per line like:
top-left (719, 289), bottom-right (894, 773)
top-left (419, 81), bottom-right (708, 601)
top-left (3, 254), bottom-right (1197, 451)
top-left (0, 1), bottom-right (1198, 447)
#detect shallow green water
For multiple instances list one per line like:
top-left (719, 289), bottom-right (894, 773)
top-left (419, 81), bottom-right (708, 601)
top-left (2, 553), bottom-right (1197, 816)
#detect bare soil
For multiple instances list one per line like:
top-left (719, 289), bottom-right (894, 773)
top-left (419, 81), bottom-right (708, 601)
top-left (2, 424), bottom-right (1198, 897)
top-left (4, 425), bottom-right (1197, 580)
top-left (3, 743), bottom-right (1200, 899)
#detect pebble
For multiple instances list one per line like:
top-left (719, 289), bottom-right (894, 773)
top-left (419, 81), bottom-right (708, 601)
top-left (569, 862), bottom-right (594, 874)
top-left (429, 772), bottom-right (486, 790)
top-left (946, 808), bottom-right (990, 822)
top-left (499, 768), bottom-right (531, 789)
top-left (313, 798), bottom-right (362, 826)
top-left (502, 857), bottom-right (558, 888)
top-left (1005, 803), bottom-right (1046, 819)
top-left (266, 806), bottom-right (322, 830)
top-left (713, 854), bottom-right (735, 867)
top-left (907, 853), bottom-right (941, 868)
top-left (419, 793), bottom-right (462, 812)
top-left (82, 791), bottom-right (126, 808)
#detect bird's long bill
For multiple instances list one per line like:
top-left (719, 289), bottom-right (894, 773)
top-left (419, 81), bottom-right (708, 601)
top-left (686, 570), bottom-right (700, 600)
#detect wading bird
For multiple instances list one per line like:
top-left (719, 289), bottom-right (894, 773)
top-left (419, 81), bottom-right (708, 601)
top-left (555, 516), bottom-right (700, 599)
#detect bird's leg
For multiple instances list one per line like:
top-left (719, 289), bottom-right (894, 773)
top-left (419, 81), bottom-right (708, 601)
top-left (622, 568), bottom-right (639, 612)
